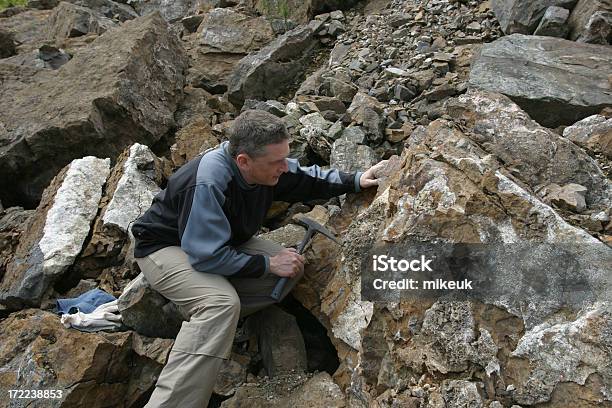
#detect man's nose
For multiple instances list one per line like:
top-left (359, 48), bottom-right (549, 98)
top-left (280, 159), bottom-right (289, 173)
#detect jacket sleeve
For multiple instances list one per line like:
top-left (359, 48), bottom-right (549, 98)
top-left (179, 183), bottom-right (269, 278)
top-left (273, 158), bottom-right (363, 203)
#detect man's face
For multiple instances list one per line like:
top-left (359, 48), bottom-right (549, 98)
top-left (236, 140), bottom-right (290, 186)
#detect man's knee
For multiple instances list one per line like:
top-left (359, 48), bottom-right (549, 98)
top-left (191, 290), bottom-right (241, 321)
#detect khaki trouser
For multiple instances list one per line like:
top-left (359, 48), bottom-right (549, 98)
top-left (135, 237), bottom-right (302, 408)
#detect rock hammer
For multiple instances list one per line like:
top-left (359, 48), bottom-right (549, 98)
top-left (270, 217), bottom-right (340, 301)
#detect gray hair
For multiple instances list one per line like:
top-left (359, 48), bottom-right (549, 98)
top-left (228, 109), bottom-right (289, 158)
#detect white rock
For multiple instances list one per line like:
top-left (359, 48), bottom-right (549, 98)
top-left (39, 156), bottom-right (111, 276)
top-left (103, 144), bottom-right (162, 233)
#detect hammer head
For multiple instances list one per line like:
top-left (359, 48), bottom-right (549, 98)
top-left (295, 216), bottom-right (339, 244)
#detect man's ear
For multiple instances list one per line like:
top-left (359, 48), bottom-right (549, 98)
top-left (235, 153), bottom-right (250, 169)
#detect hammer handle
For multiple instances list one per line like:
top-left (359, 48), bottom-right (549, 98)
top-left (270, 232), bottom-right (312, 301)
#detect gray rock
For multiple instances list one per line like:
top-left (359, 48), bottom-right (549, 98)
top-left (568, 0), bottom-right (612, 42)
top-left (0, 12), bottom-right (187, 208)
top-left (327, 77), bottom-right (358, 103)
top-left (330, 10), bottom-right (344, 20)
top-left (197, 8), bottom-right (274, 54)
top-left (491, 0), bottom-right (577, 34)
top-left (394, 84), bottom-right (417, 101)
top-left (301, 126), bottom-right (332, 161)
top-left (1, 45), bottom-right (71, 70)
top-left (247, 305), bottom-right (307, 377)
top-left (327, 20), bottom-right (345, 36)
top-left (118, 273), bottom-right (187, 338)
top-left (220, 372), bottom-right (344, 407)
top-left (447, 90), bottom-right (611, 210)
top-left (131, 0), bottom-right (197, 22)
top-left (388, 13), bottom-right (411, 28)
top-left (468, 34), bottom-right (612, 128)
top-left (362, 107), bottom-right (384, 143)
top-left (329, 41), bottom-right (351, 66)
top-left (533, 6), bottom-right (570, 37)
top-left (227, 23), bottom-right (320, 107)
top-left (330, 138), bottom-right (379, 173)
top-left (341, 126), bottom-right (367, 144)
top-left (441, 380), bottom-right (484, 408)
top-left (67, 0), bottom-right (139, 22)
top-left (0, 29), bottom-right (16, 58)
top-left (0, 157), bottom-right (110, 310)
top-left (299, 112), bottom-right (332, 130)
top-left (327, 121), bottom-right (344, 140)
top-left (243, 99), bottom-right (287, 117)
top-left (47, 2), bottom-right (117, 42)
top-left (511, 304), bottom-right (612, 405)
top-left (563, 114), bottom-right (612, 158)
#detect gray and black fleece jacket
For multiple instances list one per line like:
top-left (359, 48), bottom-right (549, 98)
top-left (132, 141), bottom-right (363, 279)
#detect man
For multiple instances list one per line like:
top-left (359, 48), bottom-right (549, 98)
top-left (132, 109), bottom-right (384, 407)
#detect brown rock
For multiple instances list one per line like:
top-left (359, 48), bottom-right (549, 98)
top-left (0, 9), bottom-right (52, 53)
top-left (0, 12), bottom-right (187, 208)
top-left (185, 8), bottom-right (275, 89)
top-left (46, 1), bottom-right (117, 43)
top-left (214, 354), bottom-right (248, 396)
top-left (0, 309), bottom-right (165, 406)
top-left (170, 119), bottom-right (219, 167)
top-left (542, 183), bottom-right (588, 212)
top-left (567, 0), bottom-right (612, 42)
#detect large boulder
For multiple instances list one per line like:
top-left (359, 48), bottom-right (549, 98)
top-left (0, 309), bottom-right (172, 406)
top-left (0, 157), bottom-right (110, 311)
top-left (291, 111), bottom-right (611, 406)
top-left (446, 89), bottom-right (611, 211)
top-left (185, 8), bottom-right (275, 90)
top-left (0, 12), bottom-right (187, 207)
top-left (226, 21), bottom-right (322, 107)
top-left (468, 34), bottom-right (612, 128)
top-left (568, 0), bottom-right (612, 43)
top-left (491, 0), bottom-right (577, 34)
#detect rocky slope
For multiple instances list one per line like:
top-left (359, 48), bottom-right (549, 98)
top-left (0, 0), bottom-right (610, 407)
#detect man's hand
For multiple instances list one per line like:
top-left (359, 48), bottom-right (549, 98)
top-left (360, 160), bottom-right (388, 189)
top-left (269, 248), bottom-right (305, 278)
